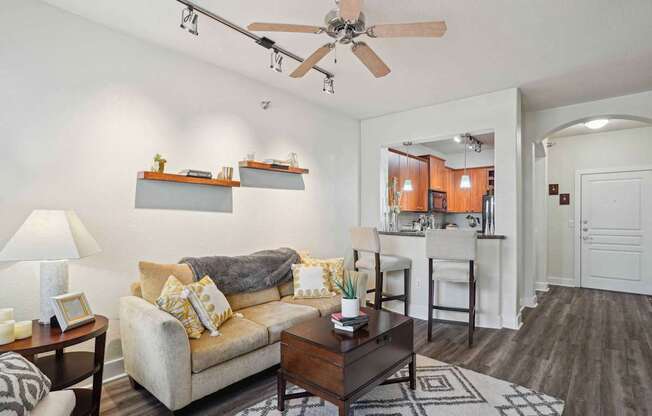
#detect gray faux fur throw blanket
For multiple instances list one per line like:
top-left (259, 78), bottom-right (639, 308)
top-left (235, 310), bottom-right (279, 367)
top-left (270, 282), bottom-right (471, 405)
top-left (179, 248), bottom-right (299, 295)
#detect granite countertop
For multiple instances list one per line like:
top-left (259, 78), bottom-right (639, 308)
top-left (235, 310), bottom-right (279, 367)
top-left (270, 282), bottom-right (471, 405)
top-left (379, 230), bottom-right (506, 240)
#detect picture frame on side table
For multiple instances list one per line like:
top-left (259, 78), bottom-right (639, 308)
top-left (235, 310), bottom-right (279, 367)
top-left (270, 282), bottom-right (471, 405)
top-left (50, 292), bottom-right (95, 332)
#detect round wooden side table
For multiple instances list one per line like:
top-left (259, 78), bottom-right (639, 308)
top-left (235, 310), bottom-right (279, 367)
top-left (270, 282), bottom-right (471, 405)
top-left (0, 315), bottom-right (109, 416)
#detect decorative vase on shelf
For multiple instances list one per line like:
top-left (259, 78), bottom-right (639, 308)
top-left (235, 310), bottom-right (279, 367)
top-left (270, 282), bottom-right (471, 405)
top-left (341, 298), bottom-right (360, 318)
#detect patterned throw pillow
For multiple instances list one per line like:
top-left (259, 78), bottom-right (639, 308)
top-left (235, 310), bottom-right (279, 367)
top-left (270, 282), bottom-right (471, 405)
top-left (0, 352), bottom-right (51, 415)
top-left (302, 256), bottom-right (345, 294)
top-left (292, 264), bottom-right (333, 299)
top-left (184, 276), bottom-right (233, 337)
top-left (156, 275), bottom-right (205, 339)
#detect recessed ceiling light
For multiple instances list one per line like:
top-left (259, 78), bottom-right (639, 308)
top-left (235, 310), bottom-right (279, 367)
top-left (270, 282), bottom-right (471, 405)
top-left (453, 135), bottom-right (462, 143)
top-left (584, 119), bottom-right (609, 130)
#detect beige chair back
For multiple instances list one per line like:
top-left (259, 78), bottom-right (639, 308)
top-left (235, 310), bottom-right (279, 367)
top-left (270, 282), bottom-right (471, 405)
top-left (425, 230), bottom-right (477, 261)
top-left (350, 227), bottom-right (381, 253)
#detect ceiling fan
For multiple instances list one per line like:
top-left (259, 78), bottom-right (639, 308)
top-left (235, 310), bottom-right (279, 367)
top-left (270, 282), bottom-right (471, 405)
top-left (247, 0), bottom-right (447, 79)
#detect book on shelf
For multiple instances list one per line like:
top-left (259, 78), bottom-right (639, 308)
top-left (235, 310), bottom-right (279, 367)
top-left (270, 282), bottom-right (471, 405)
top-left (179, 169), bottom-right (213, 179)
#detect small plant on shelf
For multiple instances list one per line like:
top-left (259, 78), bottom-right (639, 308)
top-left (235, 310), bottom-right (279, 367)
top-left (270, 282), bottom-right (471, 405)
top-left (151, 154), bottom-right (167, 173)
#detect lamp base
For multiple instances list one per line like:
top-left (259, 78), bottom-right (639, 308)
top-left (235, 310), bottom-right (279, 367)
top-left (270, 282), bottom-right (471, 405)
top-left (40, 261), bottom-right (69, 325)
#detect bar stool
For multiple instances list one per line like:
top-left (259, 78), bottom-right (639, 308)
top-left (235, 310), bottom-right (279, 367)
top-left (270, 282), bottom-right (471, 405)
top-left (425, 229), bottom-right (477, 347)
top-left (350, 227), bottom-right (411, 315)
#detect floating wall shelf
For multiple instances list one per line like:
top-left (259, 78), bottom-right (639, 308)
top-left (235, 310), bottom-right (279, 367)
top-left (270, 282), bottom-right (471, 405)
top-left (238, 161), bottom-right (309, 174)
top-left (137, 171), bottom-right (241, 187)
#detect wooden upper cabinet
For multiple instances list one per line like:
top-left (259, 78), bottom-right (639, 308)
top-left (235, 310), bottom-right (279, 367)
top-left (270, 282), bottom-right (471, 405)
top-left (388, 150), bottom-right (400, 205)
top-left (398, 153), bottom-right (410, 211)
top-left (427, 156), bottom-right (446, 191)
top-left (416, 158), bottom-right (429, 211)
top-left (447, 167), bottom-right (493, 213)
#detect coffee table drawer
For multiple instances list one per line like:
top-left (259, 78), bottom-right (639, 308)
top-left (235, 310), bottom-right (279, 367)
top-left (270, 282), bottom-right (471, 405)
top-left (343, 319), bottom-right (413, 396)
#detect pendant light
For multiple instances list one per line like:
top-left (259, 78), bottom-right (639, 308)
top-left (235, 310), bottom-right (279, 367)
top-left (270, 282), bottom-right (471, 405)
top-left (402, 179), bottom-right (413, 192)
top-left (460, 135), bottom-right (471, 189)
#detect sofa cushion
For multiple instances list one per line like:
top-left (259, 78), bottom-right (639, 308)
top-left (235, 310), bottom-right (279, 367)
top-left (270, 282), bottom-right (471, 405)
top-left (278, 280), bottom-right (294, 298)
top-left (239, 301), bottom-right (320, 343)
top-left (31, 390), bottom-right (76, 416)
top-left (281, 295), bottom-right (341, 317)
top-left (156, 276), bottom-right (205, 339)
top-left (139, 261), bottom-right (194, 304)
top-left (185, 276), bottom-right (233, 336)
top-left (226, 287), bottom-right (280, 311)
top-left (189, 317), bottom-right (268, 373)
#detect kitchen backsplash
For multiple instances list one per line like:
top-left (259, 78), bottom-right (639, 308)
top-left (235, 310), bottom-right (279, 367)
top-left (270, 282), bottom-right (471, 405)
top-left (396, 211), bottom-right (482, 230)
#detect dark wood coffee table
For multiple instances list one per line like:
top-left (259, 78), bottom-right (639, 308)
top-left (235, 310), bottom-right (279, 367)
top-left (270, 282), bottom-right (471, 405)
top-left (278, 307), bottom-right (415, 416)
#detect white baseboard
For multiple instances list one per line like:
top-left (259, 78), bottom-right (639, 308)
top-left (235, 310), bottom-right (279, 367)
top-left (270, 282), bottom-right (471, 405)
top-left (547, 276), bottom-right (576, 287)
top-left (78, 357), bottom-right (126, 388)
top-left (520, 294), bottom-right (538, 309)
top-left (535, 281), bottom-right (549, 292)
top-left (385, 303), bottom-right (503, 329)
top-left (501, 313), bottom-right (522, 330)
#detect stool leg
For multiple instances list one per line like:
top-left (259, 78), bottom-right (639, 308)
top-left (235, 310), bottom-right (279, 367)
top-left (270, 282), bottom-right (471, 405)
top-left (403, 268), bottom-right (410, 316)
top-left (427, 259), bottom-right (433, 342)
top-left (468, 260), bottom-right (475, 348)
top-left (374, 253), bottom-right (382, 310)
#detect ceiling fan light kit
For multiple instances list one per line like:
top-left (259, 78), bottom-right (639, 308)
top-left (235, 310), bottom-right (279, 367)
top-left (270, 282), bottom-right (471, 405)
top-left (177, 0), bottom-right (446, 94)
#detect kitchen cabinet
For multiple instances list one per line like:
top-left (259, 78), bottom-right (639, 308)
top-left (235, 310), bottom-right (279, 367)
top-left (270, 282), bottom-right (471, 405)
top-left (447, 167), bottom-right (493, 213)
top-left (427, 156), bottom-right (447, 191)
top-left (388, 149), bottom-right (428, 212)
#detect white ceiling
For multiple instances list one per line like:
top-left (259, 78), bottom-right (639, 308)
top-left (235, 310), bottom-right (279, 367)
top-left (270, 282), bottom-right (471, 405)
top-left (424, 133), bottom-right (494, 154)
top-left (42, 0), bottom-right (652, 119)
top-left (549, 119), bottom-right (651, 139)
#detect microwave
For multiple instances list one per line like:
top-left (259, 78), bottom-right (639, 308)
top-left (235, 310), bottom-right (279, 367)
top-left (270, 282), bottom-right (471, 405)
top-left (429, 191), bottom-right (447, 212)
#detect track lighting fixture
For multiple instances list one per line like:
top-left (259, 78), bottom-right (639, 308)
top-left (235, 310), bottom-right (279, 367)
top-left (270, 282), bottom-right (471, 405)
top-left (323, 77), bottom-right (335, 95)
top-left (181, 6), bottom-right (199, 35)
top-left (270, 50), bottom-right (283, 73)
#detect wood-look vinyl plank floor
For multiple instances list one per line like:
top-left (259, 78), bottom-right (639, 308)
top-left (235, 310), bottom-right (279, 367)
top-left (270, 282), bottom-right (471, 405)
top-left (99, 286), bottom-right (652, 415)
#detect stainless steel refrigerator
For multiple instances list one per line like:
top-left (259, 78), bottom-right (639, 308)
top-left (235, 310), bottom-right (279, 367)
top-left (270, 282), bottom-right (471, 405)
top-left (482, 194), bottom-right (495, 235)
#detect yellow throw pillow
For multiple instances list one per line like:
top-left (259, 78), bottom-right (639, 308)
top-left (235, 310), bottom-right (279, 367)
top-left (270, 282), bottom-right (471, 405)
top-left (156, 276), bottom-right (205, 339)
top-left (292, 264), bottom-right (333, 299)
top-left (184, 276), bottom-right (233, 337)
top-left (302, 257), bottom-right (345, 294)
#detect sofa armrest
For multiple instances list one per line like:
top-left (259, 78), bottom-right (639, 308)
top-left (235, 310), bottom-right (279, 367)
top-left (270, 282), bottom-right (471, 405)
top-left (119, 296), bottom-right (192, 411)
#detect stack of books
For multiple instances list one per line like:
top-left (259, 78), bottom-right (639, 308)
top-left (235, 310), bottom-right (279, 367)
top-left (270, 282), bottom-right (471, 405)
top-left (179, 169), bottom-right (212, 179)
top-left (331, 312), bottom-right (369, 333)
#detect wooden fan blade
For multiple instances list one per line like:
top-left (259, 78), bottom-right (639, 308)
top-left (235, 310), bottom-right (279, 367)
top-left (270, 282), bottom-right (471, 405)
top-left (340, 0), bottom-right (363, 22)
top-left (352, 42), bottom-right (391, 78)
top-left (290, 44), bottom-right (334, 78)
top-left (247, 22), bottom-right (324, 34)
top-left (368, 21), bottom-right (447, 38)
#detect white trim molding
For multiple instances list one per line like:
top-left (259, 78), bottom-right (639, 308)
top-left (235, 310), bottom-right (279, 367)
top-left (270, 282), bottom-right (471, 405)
top-left (520, 295), bottom-right (538, 309)
top-left (547, 275), bottom-right (576, 287)
top-left (78, 357), bottom-right (126, 388)
top-left (535, 281), bottom-right (549, 292)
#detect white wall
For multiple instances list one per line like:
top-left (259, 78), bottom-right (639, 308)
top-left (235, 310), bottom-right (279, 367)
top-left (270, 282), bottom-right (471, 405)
top-left (444, 149), bottom-right (495, 170)
top-left (0, 0), bottom-right (359, 367)
top-left (360, 89), bottom-right (523, 329)
top-left (524, 90), bottom-right (652, 293)
top-left (546, 126), bottom-right (652, 284)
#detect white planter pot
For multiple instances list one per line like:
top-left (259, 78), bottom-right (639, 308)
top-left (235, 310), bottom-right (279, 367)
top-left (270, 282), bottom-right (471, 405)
top-left (341, 298), bottom-right (360, 318)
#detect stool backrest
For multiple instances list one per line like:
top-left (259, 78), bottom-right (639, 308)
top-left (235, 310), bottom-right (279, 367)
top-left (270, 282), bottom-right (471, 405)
top-left (350, 227), bottom-right (381, 253)
top-left (425, 230), bottom-right (477, 261)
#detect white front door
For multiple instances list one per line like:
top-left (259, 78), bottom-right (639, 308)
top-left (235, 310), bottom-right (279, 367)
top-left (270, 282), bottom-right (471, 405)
top-left (580, 169), bottom-right (652, 295)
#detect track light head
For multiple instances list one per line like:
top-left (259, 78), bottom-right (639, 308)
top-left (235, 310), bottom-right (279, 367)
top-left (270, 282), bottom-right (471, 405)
top-left (181, 7), bottom-right (199, 36)
top-left (270, 50), bottom-right (283, 73)
top-left (323, 77), bottom-right (335, 95)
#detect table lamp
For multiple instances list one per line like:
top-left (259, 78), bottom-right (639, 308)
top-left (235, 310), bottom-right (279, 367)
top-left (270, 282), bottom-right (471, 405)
top-left (0, 210), bottom-right (101, 324)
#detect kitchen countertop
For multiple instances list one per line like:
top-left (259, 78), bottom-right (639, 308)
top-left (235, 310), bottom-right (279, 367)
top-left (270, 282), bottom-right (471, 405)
top-left (379, 230), bottom-right (506, 240)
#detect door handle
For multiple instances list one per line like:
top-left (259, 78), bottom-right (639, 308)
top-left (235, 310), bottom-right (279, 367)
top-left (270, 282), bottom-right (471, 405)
top-left (583, 228), bottom-right (589, 232)
top-left (582, 236), bottom-right (592, 241)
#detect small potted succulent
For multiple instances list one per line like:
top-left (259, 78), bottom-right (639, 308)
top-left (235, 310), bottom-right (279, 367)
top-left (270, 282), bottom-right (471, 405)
top-left (152, 153), bottom-right (167, 173)
top-left (334, 272), bottom-right (360, 318)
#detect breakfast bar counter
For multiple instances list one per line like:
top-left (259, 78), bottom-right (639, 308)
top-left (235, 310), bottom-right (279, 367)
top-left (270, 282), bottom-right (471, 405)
top-left (372, 231), bottom-right (505, 329)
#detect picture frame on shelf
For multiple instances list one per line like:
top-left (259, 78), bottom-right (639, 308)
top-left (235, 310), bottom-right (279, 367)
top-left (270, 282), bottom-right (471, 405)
top-left (50, 292), bottom-right (95, 332)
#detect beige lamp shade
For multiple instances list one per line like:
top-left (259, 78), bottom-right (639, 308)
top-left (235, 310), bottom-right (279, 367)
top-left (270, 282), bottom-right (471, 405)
top-left (0, 210), bottom-right (101, 261)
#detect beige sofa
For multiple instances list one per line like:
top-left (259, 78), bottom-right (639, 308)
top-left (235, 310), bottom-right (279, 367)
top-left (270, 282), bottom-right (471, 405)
top-left (119, 262), bottom-right (367, 412)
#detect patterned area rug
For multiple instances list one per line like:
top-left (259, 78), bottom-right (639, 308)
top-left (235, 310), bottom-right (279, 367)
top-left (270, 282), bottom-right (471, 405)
top-left (236, 355), bottom-right (564, 415)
